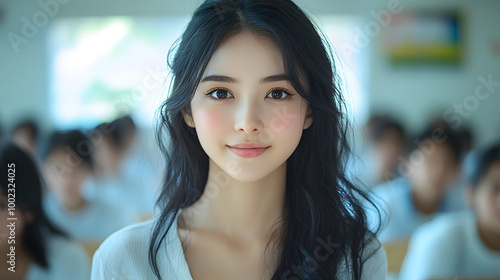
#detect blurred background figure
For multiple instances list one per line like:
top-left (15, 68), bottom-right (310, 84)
top-left (0, 143), bottom-right (90, 280)
top-left (41, 130), bottom-right (134, 242)
top-left (10, 119), bottom-right (39, 158)
top-left (349, 114), bottom-right (406, 189)
top-left (400, 143), bottom-right (500, 280)
top-left (368, 126), bottom-right (464, 243)
top-left (92, 116), bottom-right (137, 177)
top-left (90, 116), bottom-right (159, 221)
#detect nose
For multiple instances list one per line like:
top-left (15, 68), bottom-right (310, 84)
top-left (234, 99), bottom-right (264, 134)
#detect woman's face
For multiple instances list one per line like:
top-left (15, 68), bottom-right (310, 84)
top-left (472, 162), bottom-right (500, 233)
top-left (184, 31), bottom-right (312, 182)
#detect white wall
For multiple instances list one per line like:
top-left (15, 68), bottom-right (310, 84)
top-left (366, 0), bottom-right (500, 148)
top-left (1, 0), bottom-right (499, 148)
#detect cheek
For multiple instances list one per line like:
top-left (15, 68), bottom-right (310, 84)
top-left (266, 104), bottom-right (305, 137)
top-left (193, 106), bottom-right (230, 137)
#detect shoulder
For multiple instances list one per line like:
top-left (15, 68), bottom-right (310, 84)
top-left (408, 211), bottom-right (468, 257)
top-left (91, 218), bottom-right (158, 279)
top-left (47, 234), bottom-right (89, 263)
top-left (338, 233), bottom-right (387, 279)
top-left (93, 218), bottom-right (156, 258)
top-left (398, 211), bottom-right (469, 279)
top-left (360, 233), bottom-right (387, 279)
top-left (412, 210), bottom-right (468, 243)
top-left (32, 234), bottom-right (90, 280)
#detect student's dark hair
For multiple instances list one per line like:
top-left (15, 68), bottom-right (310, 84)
top-left (457, 126), bottom-right (474, 152)
top-left (366, 116), bottom-right (405, 144)
top-left (95, 115), bottom-right (136, 151)
top-left (470, 143), bottom-right (500, 187)
top-left (12, 119), bottom-right (39, 141)
top-left (150, 0), bottom-right (382, 279)
top-left (409, 127), bottom-right (463, 164)
top-left (41, 130), bottom-right (94, 169)
top-left (0, 142), bottom-right (68, 269)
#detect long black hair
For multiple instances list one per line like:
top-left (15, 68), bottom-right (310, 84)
top-left (150, 0), bottom-right (382, 279)
top-left (0, 142), bottom-right (68, 269)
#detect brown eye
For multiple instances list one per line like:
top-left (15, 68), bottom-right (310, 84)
top-left (209, 89), bottom-right (233, 100)
top-left (267, 89), bottom-right (290, 100)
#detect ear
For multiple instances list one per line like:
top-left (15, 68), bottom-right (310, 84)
top-left (181, 107), bottom-right (195, 128)
top-left (303, 107), bottom-right (313, 130)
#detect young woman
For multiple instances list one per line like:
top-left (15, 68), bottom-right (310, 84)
top-left (399, 143), bottom-right (500, 280)
top-left (92, 0), bottom-right (386, 279)
top-left (0, 143), bottom-right (90, 280)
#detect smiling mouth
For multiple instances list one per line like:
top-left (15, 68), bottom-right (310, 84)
top-left (227, 145), bottom-right (270, 158)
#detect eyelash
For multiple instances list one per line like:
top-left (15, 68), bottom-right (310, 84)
top-left (204, 87), bottom-right (295, 102)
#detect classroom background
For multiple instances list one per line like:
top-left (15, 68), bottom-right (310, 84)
top-left (0, 0), bottom-right (499, 279)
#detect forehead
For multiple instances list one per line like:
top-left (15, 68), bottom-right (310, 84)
top-left (203, 31), bottom-right (284, 82)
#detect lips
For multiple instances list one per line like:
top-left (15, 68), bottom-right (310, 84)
top-left (227, 142), bottom-right (270, 158)
top-left (229, 142), bottom-right (269, 149)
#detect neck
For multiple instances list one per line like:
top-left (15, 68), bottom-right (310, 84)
top-left (410, 185), bottom-right (442, 215)
top-left (183, 158), bottom-right (287, 240)
top-left (477, 219), bottom-right (500, 252)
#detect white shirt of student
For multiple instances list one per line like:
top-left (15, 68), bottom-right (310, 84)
top-left (25, 234), bottom-right (90, 280)
top-left (367, 177), bottom-right (458, 243)
top-left (43, 193), bottom-right (135, 242)
top-left (399, 210), bottom-right (500, 280)
top-left (92, 210), bottom-right (388, 279)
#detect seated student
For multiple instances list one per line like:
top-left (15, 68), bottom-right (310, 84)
top-left (10, 119), bottom-right (40, 157)
top-left (0, 143), bottom-right (90, 280)
top-left (399, 143), bottom-right (500, 280)
top-left (368, 127), bottom-right (463, 243)
top-left (90, 117), bottom-right (159, 220)
top-left (349, 115), bottom-right (406, 190)
top-left (41, 130), bottom-right (135, 242)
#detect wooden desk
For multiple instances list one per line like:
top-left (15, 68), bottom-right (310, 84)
top-left (382, 239), bottom-right (409, 273)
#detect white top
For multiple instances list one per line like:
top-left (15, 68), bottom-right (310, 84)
top-left (43, 193), bottom-right (135, 242)
top-left (92, 211), bottom-right (388, 279)
top-left (399, 210), bottom-right (500, 280)
top-left (26, 234), bottom-right (90, 280)
top-left (367, 177), bottom-right (459, 243)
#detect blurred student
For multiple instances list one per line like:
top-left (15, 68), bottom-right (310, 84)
top-left (10, 119), bottom-right (39, 157)
top-left (368, 127), bottom-right (463, 243)
top-left (348, 115), bottom-right (406, 190)
top-left (0, 143), bottom-right (90, 280)
top-left (445, 127), bottom-right (478, 213)
top-left (41, 130), bottom-right (134, 242)
top-left (91, 116), bottom-right (158, 220)
top-left (399, 143), bottom-right (500, 280)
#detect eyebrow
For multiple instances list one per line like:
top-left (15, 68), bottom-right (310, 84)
top-left (200, 74), bottom-right (288, 84)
